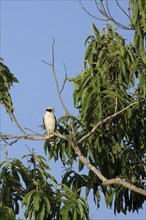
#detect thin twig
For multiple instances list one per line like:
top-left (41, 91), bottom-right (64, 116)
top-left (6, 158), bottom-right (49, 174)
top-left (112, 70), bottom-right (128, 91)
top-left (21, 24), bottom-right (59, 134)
top-left (115, 0), bottom-right (131, 21)
top-left (51, 39), bottom-right (77, 142)
top-left (51, 38), bottom-right (70, 116)
top-left (79, 0), bottom-right (107, 22)
top-left (59, 62), bottom-right (68, 94)
top-left (80, 0), bottom-right (132, 30)
top-left (105, 0), bottom-right (131, 30)
top-left (24, 127), bottom-right (43, 136)
top-left (114, 97), bottom-right (118, 114)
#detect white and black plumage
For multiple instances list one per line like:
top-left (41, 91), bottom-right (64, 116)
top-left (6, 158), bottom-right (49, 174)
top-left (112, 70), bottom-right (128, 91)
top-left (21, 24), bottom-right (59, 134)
top-left (43, 107), bottom-right (56, 146)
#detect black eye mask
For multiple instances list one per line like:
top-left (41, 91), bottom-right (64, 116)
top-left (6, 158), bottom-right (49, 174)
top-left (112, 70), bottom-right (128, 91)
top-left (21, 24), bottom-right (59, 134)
top-left (46, 109), bottom-right (53, 113)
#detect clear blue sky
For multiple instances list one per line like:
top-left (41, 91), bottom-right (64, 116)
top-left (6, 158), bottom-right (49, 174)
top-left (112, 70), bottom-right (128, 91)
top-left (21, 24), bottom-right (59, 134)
top-left (1, 0), bottom-right (145, 219)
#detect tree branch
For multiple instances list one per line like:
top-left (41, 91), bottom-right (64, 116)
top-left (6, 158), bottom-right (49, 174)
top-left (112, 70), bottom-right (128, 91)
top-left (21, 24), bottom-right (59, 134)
top-left (80, 0), bottom-right (132, 30)
top-left (115, 0), bottom-right (131, 21)
top-left (69, 140), bottom-right (107, 182)
top-left (2, 103), bottom-right (27, 136)
top-left (69, 139), bottom-right (146, 197)
top-left (1, 128), bottom-right (145, 197)
top-left (42, 38), bottom-right (70, 117)
top-left (79, 0), bottom-right (107, 22)
top-left (102, 178), bottom-right (146, 197)
top-left (0, 132), bottom-right (68, 142)
top-left (77, 101), bottom-right (142, 144)
top-left (51, 38), bottom-right (70, 116)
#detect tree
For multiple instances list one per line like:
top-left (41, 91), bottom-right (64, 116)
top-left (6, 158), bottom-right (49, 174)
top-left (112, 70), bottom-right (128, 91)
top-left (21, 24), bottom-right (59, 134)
top-left (0, 1), bottom-right (146, 219)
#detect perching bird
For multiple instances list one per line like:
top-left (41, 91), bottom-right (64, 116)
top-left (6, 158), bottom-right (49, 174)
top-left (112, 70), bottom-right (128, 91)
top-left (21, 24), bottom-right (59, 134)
top-left (43, 107), bottom-right (56, 147)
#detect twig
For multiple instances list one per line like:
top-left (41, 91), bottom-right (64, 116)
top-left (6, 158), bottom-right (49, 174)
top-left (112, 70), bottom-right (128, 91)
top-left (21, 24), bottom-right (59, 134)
top-left (115, 0), bottom-right (131, 21)
top-left (104, 0), bottom-right (131, 30)
top-left (59, 62), bottom-right (67, 94)
top-left (79, 0), bottom-right (107, 22)
top-left (24, 127), bottom-right (43, 136)
top-left (52, 38), bottom-right (70, 116)
top-left (80, 0), bottom-right (132, 30)
top-left (43, 38), bottom-right (70, 116)
top-left (114, 97), bottom-right (118, 114)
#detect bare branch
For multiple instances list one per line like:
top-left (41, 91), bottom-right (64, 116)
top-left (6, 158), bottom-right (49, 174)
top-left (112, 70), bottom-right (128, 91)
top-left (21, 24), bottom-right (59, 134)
top-left (43, 38), bottom-right (70, 116)
top-left (104, 0), bottom-right (131, 30)
top-left (79, 0), bottom-right (107, 22)
top-left (80, 0), bottom-right (132, 30)
top-left (115, 0), bottom-right (131, 21)
top-left (24, 127), bottom-right (43, 136)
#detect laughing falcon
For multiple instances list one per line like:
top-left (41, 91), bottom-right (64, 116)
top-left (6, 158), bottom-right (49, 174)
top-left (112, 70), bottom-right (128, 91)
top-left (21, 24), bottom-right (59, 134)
top-left (43, 107), bottom-right (56, 146)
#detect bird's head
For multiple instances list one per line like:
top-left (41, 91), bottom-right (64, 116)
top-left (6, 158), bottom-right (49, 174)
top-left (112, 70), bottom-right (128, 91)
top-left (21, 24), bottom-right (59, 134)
top-left (46, 107), bottom-right (55, 113)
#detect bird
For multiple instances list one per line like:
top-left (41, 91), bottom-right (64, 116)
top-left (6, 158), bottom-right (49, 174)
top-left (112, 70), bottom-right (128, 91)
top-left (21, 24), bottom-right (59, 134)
top-left (43, 107), bottom-right (57, 147)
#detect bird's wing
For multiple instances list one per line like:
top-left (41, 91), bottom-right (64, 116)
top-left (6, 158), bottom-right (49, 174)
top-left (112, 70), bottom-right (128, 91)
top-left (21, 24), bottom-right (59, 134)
top-left (43, 116), bottom-right (45, 129)
top-left (54, 115), bottom-right (57, 130)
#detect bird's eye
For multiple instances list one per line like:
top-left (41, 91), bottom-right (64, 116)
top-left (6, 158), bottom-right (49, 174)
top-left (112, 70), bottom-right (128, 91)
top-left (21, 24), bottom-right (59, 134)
top-left (46, 109), bottom-right (52, 112)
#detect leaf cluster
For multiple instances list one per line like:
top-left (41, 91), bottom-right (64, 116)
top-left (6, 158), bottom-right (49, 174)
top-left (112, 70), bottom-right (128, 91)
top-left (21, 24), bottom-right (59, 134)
top-left (0, 153), bottom-right (90, 220)
top-left (130, 0), bottom-right (146, 64)
top-left (0, 58), bottom-right (19, 113)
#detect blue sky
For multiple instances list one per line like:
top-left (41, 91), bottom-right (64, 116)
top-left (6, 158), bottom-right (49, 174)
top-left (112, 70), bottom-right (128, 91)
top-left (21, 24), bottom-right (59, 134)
top-left (1, 0), bottom-right (145, 219)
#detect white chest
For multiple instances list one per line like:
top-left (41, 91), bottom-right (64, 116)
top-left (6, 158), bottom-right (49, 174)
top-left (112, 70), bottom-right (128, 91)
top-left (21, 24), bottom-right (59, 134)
top-left (44, 112), bottom-right (55, 134)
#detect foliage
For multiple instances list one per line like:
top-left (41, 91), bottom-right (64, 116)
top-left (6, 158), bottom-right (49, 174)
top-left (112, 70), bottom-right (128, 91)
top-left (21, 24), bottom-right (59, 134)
top-left (0, 153), bottom-right (90, 220)
top-left (130, 0), bottom-right (146, 64)
top-left (0, 57), bottom-right (19, 113)
top-left (68, 21), bottom-right (146, 213)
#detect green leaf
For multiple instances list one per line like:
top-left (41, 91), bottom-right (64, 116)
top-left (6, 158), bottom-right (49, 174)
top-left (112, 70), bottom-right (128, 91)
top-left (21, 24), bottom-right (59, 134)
top-left (33, 192), bottom-right (40, 211)
top-left (78, 160), bottom-right (84, 172)
top-left (39, 202), bottom-right (45, 220)
top-left (22, 190), bottom-right (35, 206)
top-left (132, 1), bottom-right (139, 26)
top-left (76, 199), bottom-right (83, 218)
top-left (44, 197), bottom-right (51, 215)
top-left (73, 205), bottom-right (78, 220)
top-left (92, 23), bottom-right (100, 38)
